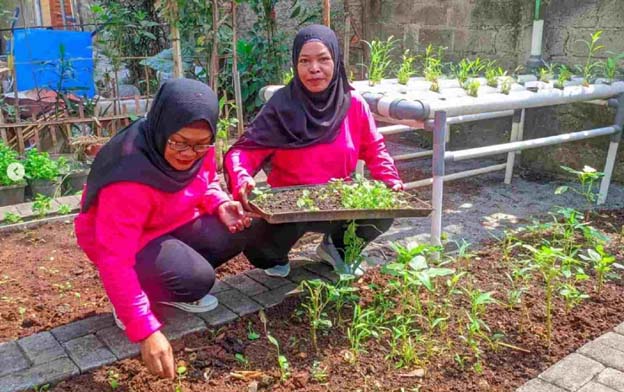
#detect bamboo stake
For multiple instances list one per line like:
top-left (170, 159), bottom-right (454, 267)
top-left (0, 110), bottom-right (7, 144)
top-left (232, 0), bottom-right (244, 135)
top-left (170, 0), bottom-right (184, 78)
top-left (322, 0), bottom-right (330, 27)
top-left (211, 0), bottom-right (219, 91)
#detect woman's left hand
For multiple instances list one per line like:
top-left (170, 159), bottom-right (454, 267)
top-left (391, 183), bottom-right (404, 192)
top-left (217, 201), bottom-right (252, 233)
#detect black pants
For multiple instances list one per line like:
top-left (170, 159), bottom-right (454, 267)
top-left (134, 214), bottom-right (252, 303)
top-left (243, 218), bottom-right (394, 268)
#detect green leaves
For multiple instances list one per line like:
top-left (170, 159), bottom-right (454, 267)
top-left (24, 149), bottom-right (64, 181)
top-left (0, 142), bottom-right (23, 186)
top-left (363, 36), bottom-right (397, 86)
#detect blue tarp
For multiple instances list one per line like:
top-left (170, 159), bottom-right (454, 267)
top-left (12, 29), bottom-right (95, 97)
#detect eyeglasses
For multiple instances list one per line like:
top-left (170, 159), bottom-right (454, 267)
top-left (167, 139), bottom-right (213, 153)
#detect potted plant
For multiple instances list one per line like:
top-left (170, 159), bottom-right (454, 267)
top-left (24, 149), bottom-right (65, 197)
top-left (0, 142), bottom-right (26, 206)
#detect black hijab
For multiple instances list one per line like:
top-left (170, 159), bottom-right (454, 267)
top-left (232, 24), bottom-right (352, 149)
top-left (82, 78), bottom-right (219, 212)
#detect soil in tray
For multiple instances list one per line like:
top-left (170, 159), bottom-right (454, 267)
top-left (0, 221), bottom-right (255, 342)
top-left (252, 185), bottom-right (427, 215)
top-left (54, 210), bottom-right (624, 392)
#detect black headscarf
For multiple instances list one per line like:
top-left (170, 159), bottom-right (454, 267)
top-left (232, 24), bottom-right (352, 149)
top-left (81, 78), bottom-right (219, 212)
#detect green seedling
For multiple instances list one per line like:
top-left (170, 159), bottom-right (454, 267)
top-left (484, 61), bottom-right (506, 88)
top-left (500, 76), bottom-right (514, 95)
top-left (175, 363), bottom-right (187, 392)
top-left (299, 279), bottom-right (334, 352)
top-left (580, 245), bottom-right (616, 293)
top-left (555, 165), bottom-right (604, 220)
top-left (347, 304), bottom-right (382, 355)
top-left (2, 212), bottom-right (22, 224)
top-left (538, 63), bottom-right (556, 82)
top-left (32, 194), bottom-right (52, 218)
top-left (235, 353), bottom-right (250, 368)
top-left (386, 315), bottom-right (423, 368)
top-left (247, 322), bottom-right (260, 341)
top-left (296, 189), bottom-right (318, 211)
top-left (343, 221), bottom-right (366, 276)
top-left (397, 49), bottom-right (416, 85)
top-left (554, 64), bottom-right (572, 89)
top-left (107, 369), bottom-right (120, 390)
top-left (451, 57), bottom-right (486, 86)
top-left (363, 36), bottom-right (396, 86)
top-left (602, 52), bottom-right (624, 83)
top-left (267, 334), bottom-right (290, 381)
top-left (559, 282), bottom-right (589, 312)
top-left (422, 45), bottom-right (445, 92)
top-left (310, 360), bottom-right (329, 383)
top-left (575, 30), bottom-right (605, 86)
top-left (58, 204), bottom-right (72, 215)
top-left (465, 79), bottom-right (480, 97)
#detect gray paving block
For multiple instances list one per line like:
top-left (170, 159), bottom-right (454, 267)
top-left (197, 304), bottom-right (239, 327)
top-left (578, 381), bottom-right (619, 392)
top-left (303, 262), bottom-right (340, 282)
top-left (516, 378), bottom-right (567, 392)
top-left (245, 268), bottom-right (292, 289)
top-left (215, 289), bottom-right (262, 316)
top-left (51, 313), bottom-right (115, 343)
top-left (17, 331), bottom-right (67, 365)
top-left (159, 308), bottom-right (207, 341)
top-left (210, 280), bottom-right (232, 294)
top-left (222, 274), bottom-right (268, 296)
top-left (595, 333), bottom-right (624, 353)
top-left (63, 334), bottom-right (116, 373)
top-left (539, 353), bottom-right (604, 391)
top-left (578, 340), bottom-right (624, 372)
top-left (597, 368), bottom-right (624, 392)
top-left (0, 341), bottom-right (30, 378)
top-left (287, 267), bottom-right (324, 284)
top-left (0, 357), bottom-right (78, 392)
top-left (616, 322), bottom-right (624, 337)
top-left (97, 326), bottom-right (140, 360)
top-left (253, 283), bottom-right (299, 308)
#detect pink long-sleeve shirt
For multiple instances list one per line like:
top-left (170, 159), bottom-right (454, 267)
top-left (224, 91), bottom-right (402, 197)
top-left (74, 148), bottom-right (230, 342)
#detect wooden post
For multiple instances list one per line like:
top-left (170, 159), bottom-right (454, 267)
top-left (232, 0), bottom-right (244, 136)
top-left (210, 0), bottom-right (219, 91)
top-left (343, 14), bottom-right (350, 74)
top-left (170, 0), bottom-right (184, 78)
top-left (322, 0), bottom-right (330, 27)
top-left (0, 110), bottom-right (7, 145)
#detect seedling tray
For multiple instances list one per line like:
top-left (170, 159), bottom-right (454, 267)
top-left (249, 185), bottom-right (432, 224)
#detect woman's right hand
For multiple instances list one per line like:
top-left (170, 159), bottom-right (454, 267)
top-left (238, 179), bottom-right (256, 211)
top-left (140, 330), bottom-right (175, 379)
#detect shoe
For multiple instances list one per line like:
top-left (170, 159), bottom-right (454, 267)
top-left (264, 263), bottom-right (291, 277)
top-left (159, 293), bottom-right (219, 313)
top-left (112, 308), bottom-right (125, 331)
top-left (316, 234), bottom-right (365, 277)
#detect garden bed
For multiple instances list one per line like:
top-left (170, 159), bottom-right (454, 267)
top-left (0, 222), bottom-right (255, 342)
top-left (43, 208), bottom-right (624, 391)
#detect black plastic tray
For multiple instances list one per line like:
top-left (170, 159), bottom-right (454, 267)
top-left (249, 185), bottom-right (432, 224)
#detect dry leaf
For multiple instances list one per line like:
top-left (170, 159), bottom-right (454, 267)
top-left (399, 368), bottom-right (425, 378)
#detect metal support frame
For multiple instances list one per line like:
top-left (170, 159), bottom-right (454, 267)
top-left (431, 111), bottom-right (446, 247)
top-left (598, 94), bottom-right (624, 204)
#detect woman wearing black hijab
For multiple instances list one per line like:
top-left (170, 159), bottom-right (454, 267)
top-left (75, 78), bottom-right (251, 379)
top-left (224, 25), bottom-right (403, 277)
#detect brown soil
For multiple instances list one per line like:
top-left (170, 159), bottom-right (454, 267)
top-left (51, 211), bottom-right (624, 392)
top-left (0, 222), bottom-right (254, 342)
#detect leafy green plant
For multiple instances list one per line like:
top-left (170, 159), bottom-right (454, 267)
top-left (310, 360), bottom-right (328, 383)
top-left (296, 189), bottom-right (318, 211)
top-left (451, 58), bottom-right (486, 87)
top-left (247, 322), bottom-right (260, 341)
top-left (580, 245), bottom-right (616, 293)
top-left (397, 49), bottom-right (416, 85)
top-left (175, 363), bottom-right (187, 392)
top-left (386, 315), bottom-right (422, 368)
top-left (484, 61), bottom-right (505, 88)
top-left (575, 30), bottom-right (605, 86)
top-left (267, 334), bottom-right (290, 381)
top-left (58, 204), bottom-right (72, 215)
top-left (335, 176), bottom-right (402, 209)
top-left (363, 36), bottom-right (396, 86)
top-left (24, 149), bottom-right (65, 181)
top-left (347, 304), bottom-right (382, 355)
top-left (554, 65), bottom-right (573, 89)
top-left (422, 44), bottom-right (444, 93)
top-left (235, 353), bottom-right (250, 368)
top-left (602, 52), bottom-right (624, 83)
top-left (342, 221), bottom-right (366, 276)
top-left (32, 194), bottom-right (52, 218)
top-left (107, 370), bottom-right (120, 390)
top-left (0, 142), bottom-right (23, 186)
top-left (465, 79), bottom-right (480, 97)
top-left (2, 212), bottom-right (22, 224)
top-left (500, 76), bottom-right (514, 95)
top-left (558, 282), bottom-right (589, 312)
top-left (555, 165), bottom-right (604, 219)
top-left (538, 63), bottom-right (556, 82)
top-left (299, 279), bottom-right (334, 352)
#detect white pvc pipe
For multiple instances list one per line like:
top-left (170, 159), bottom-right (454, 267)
top-left (504, 112), bottom-right (520, 184)
top-left (531, 20), bottom-right (544, 56)
top-left (425, 110), bottom-right (514, 127)
top-left (378, 124), bottom-right (413, 135)
top-left (598, 140), bottom-right (620, 204)
top-left (446, 126), bottom-right (618, 161)
top-left (431, 112), bottom-right (446, 248)
top-left (405, 163), bottom-right (507, 189)
top-left (394, 150), bottom-right (433, 161)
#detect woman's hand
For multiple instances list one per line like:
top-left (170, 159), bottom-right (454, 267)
top-left (238, 179), bottom-right (256, 211)
top-left (218, 200), bottom-right (252, 233)
top-left (391, 182), bottom-right (404, 192)
top-left (140, 331), bottom-right (175, 379)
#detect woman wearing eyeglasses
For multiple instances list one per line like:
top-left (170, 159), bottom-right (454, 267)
top-left (75, 78), bottom-right (251, 380)
top-left (225, 25), bottom-right (403, 277)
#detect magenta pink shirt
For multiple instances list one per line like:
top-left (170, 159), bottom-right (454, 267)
top-left (74, 148), bottom-right (230, 342)
top-left (224, 92), bottom-right (402, 197)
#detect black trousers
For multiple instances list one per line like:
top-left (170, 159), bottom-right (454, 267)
top-left (243, 218), bottom-right (394, 268)
top-left (133, 214), bottom-right (255, 303)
